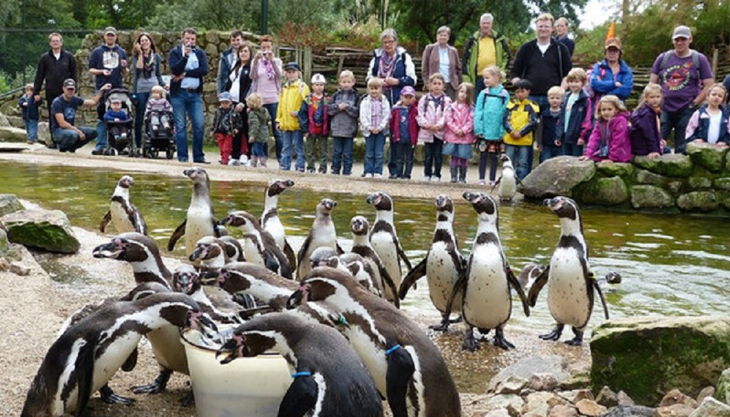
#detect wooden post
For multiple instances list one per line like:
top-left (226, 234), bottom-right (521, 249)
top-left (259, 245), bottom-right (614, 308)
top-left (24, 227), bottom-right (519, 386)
top-left (303, 46), bottom-right (312, 82)
top-left (712, 48), bottom-right (718, 80)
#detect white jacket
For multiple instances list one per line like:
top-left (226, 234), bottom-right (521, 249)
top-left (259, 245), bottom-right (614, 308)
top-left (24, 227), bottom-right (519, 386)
top-left (359, 95), bottom-right (391, 137)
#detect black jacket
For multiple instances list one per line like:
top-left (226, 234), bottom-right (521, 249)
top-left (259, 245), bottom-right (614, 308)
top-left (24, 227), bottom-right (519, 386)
top-left (510, 39), bottom-right (572, 96)
top-left (33, 49), bottom-right (77, 97)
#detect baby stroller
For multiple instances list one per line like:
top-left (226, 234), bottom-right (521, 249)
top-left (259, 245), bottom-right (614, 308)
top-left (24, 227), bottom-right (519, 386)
top-left (142, 108), bottom-right (176, 159)
top-left (101, 88), bottom-right (137, 156)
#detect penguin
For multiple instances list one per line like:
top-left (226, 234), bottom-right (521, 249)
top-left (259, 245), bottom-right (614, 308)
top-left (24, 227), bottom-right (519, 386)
top-left (216, 313), bottom-right (384, 417)
top-left (288, 267), bottom-right (461, 417)
top-left (495, 154), bottom-right (517, 201)
top-left (168, 167), bottom-right (221, 256)
top-left (21, 293), bottom-right (217, 417)
top-left (261, 178), bottom-right (297, 268)
top-left (399, 195), bottom-right (465, 332)
top-left (219, 235), bottom-right (246, 261)
top-left (333, 252), bottom-right (383, 298)
top-left (450, 192), bottom-right (530, 351)
top-left (92, 232), bottom-right (172, 288)
top-left (220, 210), bottom-right (293, 279)
top-left (216, 262), bottom-right (300, 311)
top-left (309, 246), bottom-right (340, 269)
top-left (296, 198), bottom-right (343, 280)
top-left (99, 175), bottom-right (148, 235)
top-left (527, 196), bottom-right (610, 345)
top-left (349, 216), bottom-right (399, 304)
top-left (172, 264), bottom-right (252, 324)
top-left (366, 192), bottom-right (412, 303)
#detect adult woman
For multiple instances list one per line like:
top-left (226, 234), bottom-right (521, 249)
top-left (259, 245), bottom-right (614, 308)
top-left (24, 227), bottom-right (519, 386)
top-left (131, 32), bottom-right (164, 149)
top-left (554, 17), bottom-right (575, 56)
top-left (249, 35), bottom-right (283, 163)
top-left (421, 26), bottom-right (461, 99)
top-left (225, 42), bottom-right (253, 164)
top-left (590, 38), bottom-right (634, 104)
top-left (366, 28), bottom-right (417, 105)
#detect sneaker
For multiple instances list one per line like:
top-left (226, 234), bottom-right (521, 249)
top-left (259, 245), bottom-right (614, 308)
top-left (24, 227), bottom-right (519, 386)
top-left (374, 173), bottom-right (382, 178)
top-left (433, 177), bottom-right (441, 182)
top-left (307, 168), bottom-right (316, 173)
top-left (27, 140), bottom-right (35, 145)
top-left (228, 159), bottom-right (241, 166)
top-left (194, 159), bottom-right (211, 164)
top-left (423, 176), bottom-right (431, 182)
top-left (389, 175), bottom-right (398, 179)
top-left (489, 181), bottom-right (496, 187)
top-left (366, 173), bottom-right (374, 178)
top-left (479, 180), bottom-right (487, 185)
top-left (91, 148), bottom-right (104, 155)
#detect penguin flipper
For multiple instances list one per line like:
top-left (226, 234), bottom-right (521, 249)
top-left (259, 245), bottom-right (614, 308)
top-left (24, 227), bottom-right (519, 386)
top-left (443, 258), bottom-right (470, 321)
top-left (296, 234), bottom-right (312, 273)
top-left (263, 251), bottom-right (281, 274)
top-left (527, 266), bottom-right (550, 307)
top-left (336, 242), bottom-right (345, 255)
top-left (121, 347), bottom-right (138, 372)
top-left (100, 211), bottom-right (111, 233)
top-left (386, 347), bottom-right (416, 417)
top-left (168, 220), bottom-right (187, 251)
top-left (506, 268), bottom-right (530, 317)
top-left (395, 239), bottom-right (412, 271)
top-left (73, 338), bottom-right (97, 417)
top-left (277, 374), bottom-right (318, 417)
top-left (592, 278), bottom-right (610, 320)
top-left (283, 240), bottom-right (297, 272)
top-left (398, 256), bottom-right (427, 300)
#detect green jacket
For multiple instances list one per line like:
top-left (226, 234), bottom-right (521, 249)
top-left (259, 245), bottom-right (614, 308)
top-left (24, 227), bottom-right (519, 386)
top-left (248, 107), bottom-right (271, 143)
top-left (462, 30), bottom-right (511, 84)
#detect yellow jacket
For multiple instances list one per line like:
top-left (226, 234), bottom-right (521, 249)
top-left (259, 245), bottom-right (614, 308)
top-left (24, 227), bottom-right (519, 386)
top-left (503, 98), bottom-right (540, 146)
top-left (276, 79), bottom-right (310, 131)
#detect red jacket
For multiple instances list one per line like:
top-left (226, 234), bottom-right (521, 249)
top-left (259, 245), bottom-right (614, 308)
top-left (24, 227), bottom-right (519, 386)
top-left (389, 100), bottom-right (419, 146)
top-left (298, 93), bottom-right (330, 136)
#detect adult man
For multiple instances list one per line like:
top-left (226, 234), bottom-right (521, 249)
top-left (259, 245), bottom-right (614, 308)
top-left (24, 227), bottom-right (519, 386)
top-left (217, 30), bottom-right (244, 94)
top-left (462, 13), bottom-right (511, 92)
top-left (169, 28), bottom-right (210, 163)
top-left (51, 79), bottom-right (110, 152)
top-left (510, 13), bottom-right (572, 111)
top-left (88, 26), bottom-right (127, 155)
top-left (650, 25), bottom-right (714, 153)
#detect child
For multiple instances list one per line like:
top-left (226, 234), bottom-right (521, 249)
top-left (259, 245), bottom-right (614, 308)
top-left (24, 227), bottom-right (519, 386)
top-left (539, 86), bottom-right (565, 163)
top-left (417, 73), bottom-right (451, 181)
top-left (145, 85), bottom-right (172, 131)
top-left (473, 66), bottom-right (509, 185)
top-left (630, 83), bottom-right (666, 158)
top-left (389, 86), bottom-right (419, 179)
top-left (327, 70), bottom-right (360, 176)
top-left (560, 68), bottom-right (593, 157)
top-left (211, 92), bottom-right (242, 165)
top-left (18, 84), bottom-right (41, 144)
top-left (298, 73), bottom-right (330, 173)
top-left (103, 97), bottom-right (131, 142)
top-left (443, 82), bottom-right (475, 183)
top-left (685, 83), bottom-right (730, 147)
top-left (276, 62), bottom-right (310, 172)
top-left (247, 93), bottom-right (271, 167)
top-left (581, 94), bottom-right (631, 163)
top-left (503, 79), bottom-right (540, 180)
top-left (359, 77), bottom-right (390, 178)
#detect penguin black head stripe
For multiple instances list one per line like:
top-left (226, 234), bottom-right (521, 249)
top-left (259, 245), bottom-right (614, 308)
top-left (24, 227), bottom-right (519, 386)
top-left (318, 198), bottom-right (337, 215)
top-left (435, 194), bottom-right (454, 213)
top-left (500, 154), bottom-right (512, 163)
top-left (266, 179), bottom-right (295, 197)
top-left (463, 191), bottom-right (497, 216)
top-left (544, 196), bottom-right (579, 221)
top-left (217, 331), bottom-right (277, 364)
top-left (350, 216), bottom-right (369, 236)
top-left (366, 191), bottom-right (392, 211)
top-left (119, 175), bottom-right (134, 189)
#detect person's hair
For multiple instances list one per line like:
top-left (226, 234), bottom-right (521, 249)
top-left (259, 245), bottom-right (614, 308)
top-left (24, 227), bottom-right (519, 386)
top-left (428, 73), bottom-right (446, 86)
top-left (380, 28), bottom-right (398, 42)
top-left (566, 67), bottom-right (587, 83)
top-left (246, 93), bottom-right (263, 109)
top-left (482, 65), bottom-right (503, 81)
top-left (48, 32), bottom-right (63, 42)
top-left (339, 70), bottom-right (355, 82)
top-left (260, 34), bottom-right (274, 44)
top-left (367, 77), bottom-right (384, 89)
top-left (24, 83), bottom-right (33, 91)
top-left (230, 30), bottom-right (244, 39)
top-left (637, 83), bottom-right (662, 108)
top-left (456, 82), bottom-right (474, 105)
top-left (135, 32), bottom-right (157, 54)
top-left (480, 13), bottom-right (494, 23)
top-left (536, 13), bottom-right (554, 23)
top-left (595, 94), bottom-right (626, 120)
top-left (707, 83), bottom-right (728, 102)
top-left (555, 17), bottom-right (569, 27)
top-left (182, 28), bottom-right (197, 37)
top-left (436, 26), bottom-right (451, 36)
top-left (547, 86), bottom-right (564, 98)
top-left (513, 79), bottom-right (533, 91)
top-left (151, 85), bottom-right (166, 97)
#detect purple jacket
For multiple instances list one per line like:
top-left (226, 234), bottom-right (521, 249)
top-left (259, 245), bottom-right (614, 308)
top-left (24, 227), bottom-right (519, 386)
top-left (585, 112), bottom-right (632, 162)
top-left (630, 105), bottom-right (662, 155)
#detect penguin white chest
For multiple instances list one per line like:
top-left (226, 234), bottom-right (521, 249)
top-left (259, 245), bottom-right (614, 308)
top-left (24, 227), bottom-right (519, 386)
top-left (426, 242), bottom-right (462, 313)
top-left (345, 327), bottom-right (388, 395)
top-left (264, 217), bottom-right (286, 249)
top-left (147, 325), bottom-right (189, 374)
top-left (185, 205), bottom-right (214, 254)
top-left (547, 247), bottom-right (591, 328)
top-left (371, 231), bottom-right (401, 285)
top-left (463, 245), bottom-right (511, 329)
top-left (499, 172), bottom-right (517, 201)
top-left (242, 238), bottom-right (265, 266)
top-left (92, 333), bottom-right (142, 392)
top-left (110, 201), bottom-right (135, 233)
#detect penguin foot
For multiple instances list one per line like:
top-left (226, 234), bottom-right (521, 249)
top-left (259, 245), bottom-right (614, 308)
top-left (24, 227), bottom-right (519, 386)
top-left (539, 325), bottom-right (564, 341)
top-left (179, 391), bottom-right (195, 407)
top-left (493, 330), bottom-right (515, 350)
top-left (99, 385), bottom-right (135, 405)
top-left (461, 331), bottom-right (480, 352)
top-left (564, 337), bottom-right (583, 346)
top-left (428, 317), bottom-right (451, 332)
top-left (130, 369), bottom-right (171, 395)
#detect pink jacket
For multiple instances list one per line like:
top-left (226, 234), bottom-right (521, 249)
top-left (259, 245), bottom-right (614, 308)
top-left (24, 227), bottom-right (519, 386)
top-left (443, 102), bottom-right (475, 145)
top-left (417, 93), bottom-right (451, 143)
top-left (584, 112), bottom-right (632, 163)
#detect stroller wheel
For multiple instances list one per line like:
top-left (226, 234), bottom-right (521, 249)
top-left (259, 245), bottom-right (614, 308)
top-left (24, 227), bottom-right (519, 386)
top-left (151, 150), bottom-right (159, 159)
top-left (104, 148), bottom-right (116, 156)
top-left (166, 149), bottom-right (175, 159)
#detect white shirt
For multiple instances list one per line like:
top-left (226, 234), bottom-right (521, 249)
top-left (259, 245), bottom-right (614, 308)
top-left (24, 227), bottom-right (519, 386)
top-left (53, 51), bottom-right (61, 60)
top-left (707, 111), bottom-right (722, 144)
top-left (229, 67), bottom-right (241, 102)
top-left (438, 46), bottom-right (450, 82)
top-left (537, 41), bottom-right (550, 55)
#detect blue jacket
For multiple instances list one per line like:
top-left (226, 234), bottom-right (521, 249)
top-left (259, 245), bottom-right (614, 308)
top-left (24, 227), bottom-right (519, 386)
top-left (560, 90), bottom-right (593, 145)
top-left (541, 108), bottom-right (563, 148)
top-left (629, 104), bottom-right (662, 155)
top-left (590, 59), bottom-right (633, 101)
top-left (366, 46), bottom-right (416, 104)
top-left (474, 85), bottom-right (509, 140)
top-left (18, 96), bottom-right (42, 121)
top-left (685, 105), bottom-right (730, 145)
top-left (217, 47), bottom-right (235, 94)
top-left (168, 45), bottom-right (209, 96)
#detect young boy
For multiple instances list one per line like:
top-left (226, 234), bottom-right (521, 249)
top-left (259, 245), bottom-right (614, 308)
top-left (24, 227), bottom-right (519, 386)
top-left (327, 70), bottom-right (360, 176)
top-left (540, 86), bottom-right (565, 162)
top-left (389, 86), bottom-right (419, 179)
top-left (103, 97), bottom-right (132, 145)
top-left (18, 84), bottom-right (41, 144)
top-left (503, 79), bottom-right (540, 180)
top-left (560, 67), bottom-right (593, 157)
top-left (276, 61), bottom-right (310, 172)
top-left (211, 92), bottom-right (242, 165)
top-left (298, 73), bottom-right (329, 173)
top-left (359, 77), bottom-right (390, 178)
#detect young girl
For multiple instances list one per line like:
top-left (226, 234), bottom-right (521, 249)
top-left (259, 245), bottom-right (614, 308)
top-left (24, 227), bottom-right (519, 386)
top-left (443, 83), bottom-right (475, 183)
top-left (630, 83), bottom-right (665, 158)
top-left (145, 85), bottom-right (172, 131)
top-left (473, 66), bottom-right (509, 185)
top-left (247, 93), bottom-right (271, 168)
top-left (417, 73), bottom-right (452, 181)
top-left (581, 94), bottom-right (631, 163)
top-left (686, 83), bottom-right (730, 147)
top-left (359, 77), bottom-right (391, 177)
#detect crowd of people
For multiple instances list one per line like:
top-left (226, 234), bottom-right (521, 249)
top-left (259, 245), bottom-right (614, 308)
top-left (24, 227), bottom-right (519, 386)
top-left (23, 14), bottom-right (730, 183)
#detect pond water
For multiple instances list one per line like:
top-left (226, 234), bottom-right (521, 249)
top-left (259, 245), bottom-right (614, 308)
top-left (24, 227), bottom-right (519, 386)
top-left (2, 161), bottom-right (729, 335)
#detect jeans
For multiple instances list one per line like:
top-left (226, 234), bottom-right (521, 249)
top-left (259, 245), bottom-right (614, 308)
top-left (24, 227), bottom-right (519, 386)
top-left (251, 142), bottom-right (266, 156)
top-left (505, 144), bottom-right (534, 181)
top-left (392, 141), bottom-right (414, 178)
top-left (364, 133), bottom-right (386, 175)
top-left (53, 126), bottom-right (97, 152)
top-left (305, 134), bottom-right (328, 172)
top-left (280, 130), bottom-right (305, 171)
top-left (95, 119), bottom-right (108, 150)
top-left (540, 144), bottom-right (564, 162)
top-left (133, 92), bottom-right (149, 147)
top-left (332, 137), bottom-right (353, 175)
top-left (171, 90), bottom-right (205, 162)
top-left (263, 103), bottom-right (281, 160)
top-left (661, 104), bottom-right (696, 154)
top-left (424, 138), bottom-right (444, 178)
top-left (562, 142), bottom-right (583, 157)
top-left (24, 119), bottom-right (38, 142)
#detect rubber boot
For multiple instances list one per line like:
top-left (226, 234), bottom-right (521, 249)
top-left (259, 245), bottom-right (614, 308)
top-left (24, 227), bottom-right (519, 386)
top-left (459, 166), bottom-right (467, 184)
top-left (260, 156), bottom-right (267, 168)
top-left (450, 166), bottom-right (458, 183)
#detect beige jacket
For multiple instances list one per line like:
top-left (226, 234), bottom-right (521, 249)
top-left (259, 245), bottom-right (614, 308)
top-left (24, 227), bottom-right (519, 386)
top-left (421, 43), bottom-right (461, 90)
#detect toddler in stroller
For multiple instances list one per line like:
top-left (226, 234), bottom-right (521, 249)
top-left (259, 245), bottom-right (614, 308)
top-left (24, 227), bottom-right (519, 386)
top-left (143, 85), bottom-right (175, 159)
top-left (102, 89), bottom-right (136, 156)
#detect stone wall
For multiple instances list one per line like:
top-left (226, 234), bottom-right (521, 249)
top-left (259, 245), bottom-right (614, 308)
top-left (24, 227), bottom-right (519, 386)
top-left (519, 143), bottom-right (730, 216)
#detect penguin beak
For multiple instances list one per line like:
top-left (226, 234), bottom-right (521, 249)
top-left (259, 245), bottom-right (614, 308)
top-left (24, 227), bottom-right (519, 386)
top-left (199, 269), bottom-right (220, 285)
top-left (284, 179), bottom-right (295, 187)
top-left (188, 310), bottom-right (219, 339)
top-left (189, 245), bottom-right (207, 262)
top-left (218, 215), bottom-right (231, 226)
top-left (216, 338), bottom-right (239, 364)
top-left (92, 241), bottom-right (123, 259)
top-left (462, 192), bottom-right (477, 202)
top-left (183, 168), bottom-right (194, 177)
top-left (286, 285), bottom-right (308, 309)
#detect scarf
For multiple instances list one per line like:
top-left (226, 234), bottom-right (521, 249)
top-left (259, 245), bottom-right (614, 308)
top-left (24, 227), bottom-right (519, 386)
top-left (378, 51), bottom-right (397, 96)
top-left (140, 52), bottom-right (154, 78)
top-left (262, 58), bottom-right (275, 80)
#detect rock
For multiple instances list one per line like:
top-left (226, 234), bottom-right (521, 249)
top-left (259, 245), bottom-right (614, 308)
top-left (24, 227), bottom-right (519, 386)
top-left (659, 389), bottom-right (697, 408)
top-left (676, 191), bottom-right (719, 212)
top-left (591, 316), bottom-right (730, 405)
top-left (597, 162), bottom-right (635, 178)
top-left (689, 397), bottom-right (730, 417)
top-left (480, 409), bottom-right (511, 417)
top-left (519, 156), bottom-right (596, 199)
top-left (0, 194), bottom-right (23, 216)
top-left (630, 185), bottom-right (675, 209)
top-left (618, 391), bottom-right (636, 406)
top-left (720, 192), bottom-right (730, 210)
top-left (696, 386), bottom-right (715, 403)
top-left (1, 209), bottom-right (80, 253)
top-left (37, 121), bottom-right (51, 145)
top-left (523, 391), bottom-right (564, 416)
top-left (633, 154), bottom-right (693, 177)
top-left (483, 394), bottom-right (524, 415)
top-left (603, 405), bottom-right (655, 416)
top-left (488, 355), bottom-right (571, 393)
top-left (686, 142), bottom-right (728, 173)
top-left (548, 405), bottom-right (578, 417)
top-left (0, 111), bottom-right (9, 126)
top-left (635, 169), bottom-right (670, 185)
top-left (716, 368), bottom-right (730, 404)
top-left (558, 389), bottom-right (594, 404)
top-left (528, 373), bottom-right (560, 392)
top-left (205, 43), bottom-right (218, 58)
top-left (0, 126), bottom-right (28, 142)
top-left (0, 228), bottom-right (8, 257)
top-left (579, 176), bottom-right (629, 205)
top-left (597, 386), bottom-right (620, 407)
top-left (715, 178), bottom-right (730, 191)
top-left (495, 376), bottom-right (529, 395)
top-left (653, 404), bottom-right (695, 417)
top-left (727, 154), bottom-right (730, 172)
top-left (575, 399), bottom-right (607, 416)
top-left (687, 176), bottom-right (712, 189)
top-left (6, 115), bottom-right (24, 128)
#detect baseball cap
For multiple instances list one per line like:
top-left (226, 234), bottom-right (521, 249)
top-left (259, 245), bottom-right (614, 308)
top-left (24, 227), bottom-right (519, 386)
top-left (311, 73), bottom-right (326, 84)
top-left (672, 25), bottom-right (691, 40)
top-left (63, 79), bottom-right (76, 89)
top-left (218, 92), bottom-right (232, 102)
top-left (400, 86), bottom-right (416, 96)
top-left (604, 38), bottom-right (622, 51)
top-left (284, 62), bottom-right (301, 71)
top-left (104, 26), bottom-right (118, 36)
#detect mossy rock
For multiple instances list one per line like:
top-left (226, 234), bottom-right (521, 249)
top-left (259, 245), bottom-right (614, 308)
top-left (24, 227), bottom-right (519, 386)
top-left (716, 368), bottom-right (730, 405)
top-left (715, 178), bottom-right (730, 191)
top-left (633, 154), bottom-right (693, 177)
top-left (0, 126), bottom-right (27, 142)
top-left (596, 162), bottom-right (635, 178)
top-left (719, 192), bottom-right (730, 210)
top-left (0, 194), bottom-right (23, 217)
top-left (578, 176), bottom-right (629, 205)
top-left (519, 156), bottom-right (596, 199)
top-left (635, 169), bottom-right (669, 186)
top-left (590, 316), bottom-right (730, 405)
top-left (668, 181), bottom-right (685, 194)
top-left (630, 185), bottom-right (675, 209)
top-left (688, 176), bottom-right (713, 190)
top-left (686, 142), bottom-right (728, 173)
top-left (0, 228), bottom-right (8, 257)
top-left (1, 209), bottom-right (80, 253)
top-left (676, 191), bottom-right (719, 212)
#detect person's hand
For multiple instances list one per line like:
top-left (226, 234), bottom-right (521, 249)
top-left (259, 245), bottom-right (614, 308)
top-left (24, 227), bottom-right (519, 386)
top-left (578, 155), bottom-right (588, 161)
top-left (184, 43), bottom-right (192, 56)
top-left (694, 138), bottom-right (704, 143)
top-left (456, 128), bottom-right (463, 136)
top-left (102, 69), bottom-right (112, 77)
top-left (172, 73), bottom-right (185, 82)
top-left (249, 136), bottom-right (255, 143)
top-left (21, 101), bottom-right (27, 107)
top-left (372, 128), bottom-right (380, 134)
top-left (430, 126), bottom-right (439, 133)
top-left (511, 77), bottom-right (520, 85)
top-left (114, 118), bottom-right (120, 122)
top-left (78, 130), bottom-right (86, 140)
top-left (275, 122), bottom-right (280, 130)
top-left (554, 140), bottom-right (562, 147)
top-left (615, 82), bottom-right (622, 87)
top-left (603, 159), bottom-right (613, 164)
top-left (716, 142), bottom-right (728, 148)
top-left (510, 131), bottom-right (521, 139)
top-left (289, 111), bottom-right (298, 117)
top-left (101, 83), bottom-right (112, 91)
top-left (385, 77), bottom-right (399, 86)
top-left (233, 129), bottom-right (239, 134)
top-left (577, 138), bottom-right (585, 146)
top-left (164, 84), bottom-right (170, 91)
top-left (648, 152), bottom-right (660, 158)
top-left (120, 59), bottom-right (128, 68)
top-left (537, 144), bottom-right (543, 151)
top-left (34, 95), bottom-right (41, 102)
top-left (133, 43), bottom-right (141, 56)
top-left (338, 103), bottom-right (347, 111)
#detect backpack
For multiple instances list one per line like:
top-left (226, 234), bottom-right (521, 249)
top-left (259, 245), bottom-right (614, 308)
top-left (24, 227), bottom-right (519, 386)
top-left (658, 49), bottom-right (700, 72)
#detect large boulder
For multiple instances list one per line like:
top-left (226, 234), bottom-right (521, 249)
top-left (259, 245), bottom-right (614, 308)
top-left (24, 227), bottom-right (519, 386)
top-left (715, 178), bottom-right (730, 191)
top-left (0, 111), bottom-right (9, 126)
top-left (0, 228), bottom-right (9, 257)
top-left (716, 368), bottom-right (730, 405)
top-left (487, 355), bottom-right (572, 393)
top-left (578, 176), bottom-right (629, 205)
top-left (688, 176), bottom-right (713, 190)
top-left (597, 162), bottom-right (635, 178)
top-left (0, 126), bottom-right (27, 142)
top-left (630, 185), bottom-right (675, 209)
top-left (633, 154), bottom-right (693, 177)
top-left (591, 316), bottom-right (730, 405)
top-left (689, 397), bottom-right (730, 417)
top-left (635, 169), bottom-right (670, 186)
top-left (1, 209), bottom-right (80, 253)
top-left (519, 156), bottom-right (596, 199)
top-left (0, 194), bottom-right (23, 216)
top-left (676, 191), bottom-right (719, 212)
top-left (686, 142), bottom-right (728, 173)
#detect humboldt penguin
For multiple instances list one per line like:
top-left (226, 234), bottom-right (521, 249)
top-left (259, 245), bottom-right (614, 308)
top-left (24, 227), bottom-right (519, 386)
top-left (220, 210), bottom-right (293, 278)
top-left (99, 175), bottom-right (148, 235)
top-left (217, 313), bottom-right (383, 417)
top-left (334, 252), bottom-right (383, 298)
top-left (21, 293), bottom-right (216, 417)
top-left (349, 216), bottom-right (398, 304)
top-left (172, 264), bottom-right (253, 324)
top-left (452, 192), bottom-right (529, 351)
top-left (296, 198), bottom-right (343, 280)
top-left (168, 167), bottom-right (221, 256)
top-left (366, 192), bottom-right (411, 303)
top-left (399, 195), bottom-right (464, 331)
top-left (92, 232), bottom-right (171, 288)
top-left (496, 154), bottom-right (517, 201)
top-left (288, 267), bottom-right (461, 417)
top-left (261, 179), bottom-right (297, 267)
top-left (217, 262), bottom-right (299, 311)
top-left (527, 196), bottom-right (610, 345)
